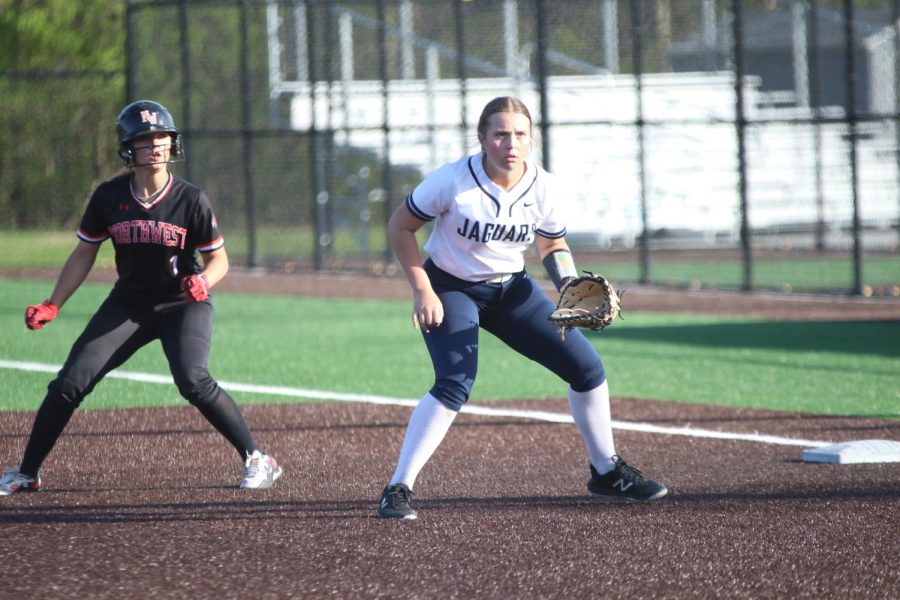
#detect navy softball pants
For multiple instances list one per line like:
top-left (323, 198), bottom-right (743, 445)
top-left (423, 260), bottom-right (605, 411)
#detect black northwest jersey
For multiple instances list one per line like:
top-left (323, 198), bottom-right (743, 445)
top-left (77, 173), bottom-right (224, 309)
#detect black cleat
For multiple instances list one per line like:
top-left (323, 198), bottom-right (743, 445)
top-left (587, 456), bottom-right (668, 501)
top-left (378, 483), bottom-right (417, 520)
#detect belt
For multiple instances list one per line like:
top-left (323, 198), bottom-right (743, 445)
top-left (483, 273), bottom-right (514, 284)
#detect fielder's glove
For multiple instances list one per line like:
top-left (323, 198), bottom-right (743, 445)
top-left (548, 273), bottom-right (621, 341)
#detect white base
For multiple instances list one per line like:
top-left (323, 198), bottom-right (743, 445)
top-left (802, 440), bottom-right (900, 464)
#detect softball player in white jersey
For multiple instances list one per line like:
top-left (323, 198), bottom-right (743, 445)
top-left (377, 97), bottom-right (667, 520)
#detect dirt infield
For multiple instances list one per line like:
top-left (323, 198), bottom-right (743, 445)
top-left (1, 400), bottom-right (898, 599)
top-left (2, 268), bottom-right (899, 598)
top-left (223, 269), bottom-right (900, 321)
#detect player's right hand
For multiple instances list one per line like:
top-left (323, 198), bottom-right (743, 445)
top-left (180, 273), bottom-right (210, 303)
top-left (25, 300), bottom-right (59, 331)
top-left (412, 289), bottom-right (443, 333)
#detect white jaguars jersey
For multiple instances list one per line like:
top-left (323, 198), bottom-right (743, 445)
top-left (405, 153), bottom-right (567, 282)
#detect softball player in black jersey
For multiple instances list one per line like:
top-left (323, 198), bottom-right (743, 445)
top-left (0, 100), bottom-right (282, 495)
top-left (377, 97), bottom-right (666, 519)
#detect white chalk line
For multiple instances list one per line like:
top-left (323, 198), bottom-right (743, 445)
top-left (0, 359), bottom-right (832, 448)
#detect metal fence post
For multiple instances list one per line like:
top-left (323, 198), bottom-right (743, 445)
top-left (630, 0), bottom-right (650, 285)
top-left (895, 0), bottom-right (900, 232)
top-left (377, 0), bottom-right (395, 265)
top-left (844, 0), bottom-right (863, 295)
top-left (179, 0), bottom-right (194, 184)
top-left (536, 0), bottom-right (551, 169)
top-left (808, 0), bottom-right (827, 252)
top-left (732, 0), bottom-right (753, 291)
top-left (240, 0), bottom-right (258, 270)
top-left (125, 1), bottom-right (136, 103)
top-left (454, 0), bottom-right (469, 154)
top-left (306, 1), bottom-right (326, 271)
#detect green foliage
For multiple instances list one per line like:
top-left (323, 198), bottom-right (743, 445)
top-left (0, 0), bottom-right (124, 70)
top-left (0, 76), bottom-right (125, 228)
top-left (0, 0), bottom-right (126, 228)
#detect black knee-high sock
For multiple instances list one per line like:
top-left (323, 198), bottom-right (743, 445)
top-left (193, 390), bottom-right (258, 460)
top-left (20, 393), bottom-right (78, 477)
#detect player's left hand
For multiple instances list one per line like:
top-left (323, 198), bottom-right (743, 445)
top-left (25, 300), bottom-right (59, 330)
top-left (548, 273), bottom-right (621, 341)
top-left (180, 274), bottom-right (210, 303)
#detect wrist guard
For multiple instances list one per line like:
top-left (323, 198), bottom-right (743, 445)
top-left (542, 249), bottom-right (578, 291)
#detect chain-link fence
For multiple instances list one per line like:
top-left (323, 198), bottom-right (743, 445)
top-left (3, 0), bottom-right (899, 295)
top-left (0, 70), bottom-right (125, 230)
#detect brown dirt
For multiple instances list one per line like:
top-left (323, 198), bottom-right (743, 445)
top-left (1, 400), bottom-right (898, 599)
top-left (1, 268), bottom-right (899, 599)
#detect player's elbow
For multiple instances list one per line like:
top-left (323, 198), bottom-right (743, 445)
top-left (205, 248), bottom-right (229, 281)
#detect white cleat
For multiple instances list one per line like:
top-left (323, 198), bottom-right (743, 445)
top-left (0, 467), bottom-right (42, 495)
top-left (240, 450), bottom-right (283, 489)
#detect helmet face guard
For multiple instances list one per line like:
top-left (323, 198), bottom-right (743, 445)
top-left (116, 100), bottom-right (184, 167)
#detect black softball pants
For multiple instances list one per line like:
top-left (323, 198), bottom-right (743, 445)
top-left (19, 294), bottom-right (257, 476)
top-left (51, 294), bottom-right (220, 405)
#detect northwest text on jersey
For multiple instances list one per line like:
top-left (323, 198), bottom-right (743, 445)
top-left (107, 220), bottom-right (188, 248)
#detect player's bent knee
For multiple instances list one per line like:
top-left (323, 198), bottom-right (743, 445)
top-left (175, 373), bottom-right (219, 406)
top-left (47, 377), bottom-right (88, 407)
top-left (568, 361), bottom-right (606, 393)
top-left (429, 384), bottom-right (469, 412)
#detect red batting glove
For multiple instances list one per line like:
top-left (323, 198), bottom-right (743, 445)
top-left (25, 300), bottom-right (59, 330)
top-left (180, 273), bottom-right (210, 303)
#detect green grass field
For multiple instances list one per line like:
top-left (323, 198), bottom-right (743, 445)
top-left (2, 277), bottom-right (897, 418)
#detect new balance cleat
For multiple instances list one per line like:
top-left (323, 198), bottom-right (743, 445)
top-left (378, 483), bottom-right (417, 520)
top-left (240, 450), bottom-right (283, 489)
top-left (0, 467), bottom-right (42, 495)
top-left (587, 456), bottom-right (667, 501)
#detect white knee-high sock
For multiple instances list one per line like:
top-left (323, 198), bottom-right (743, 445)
top-left (568, 380), bottom-right (617, 474)
top-left (389, 392), bottom-right (458, 489)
